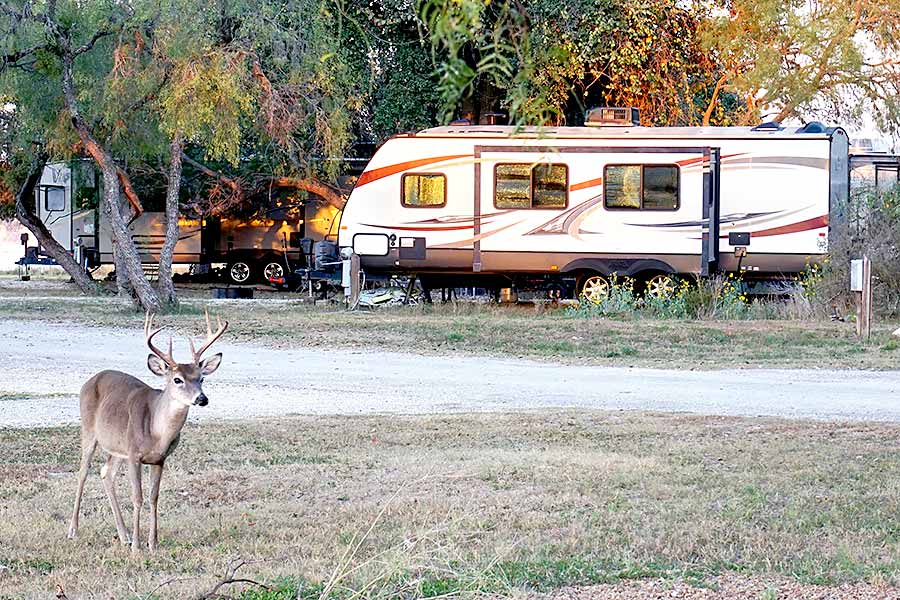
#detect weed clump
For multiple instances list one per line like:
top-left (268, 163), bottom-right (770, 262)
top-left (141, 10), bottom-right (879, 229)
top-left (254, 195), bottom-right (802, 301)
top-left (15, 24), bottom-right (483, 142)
top-left (569, 273), bottom-right (813, 321)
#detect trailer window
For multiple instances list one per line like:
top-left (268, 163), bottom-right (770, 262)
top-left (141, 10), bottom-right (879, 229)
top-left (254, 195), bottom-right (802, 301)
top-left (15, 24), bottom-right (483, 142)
top-left (604, 165), bottom-right (678, 210)
top-left (643, 166), bottom-right (679, 210)
top-left (532, 164), bottom-right (568, 208)
top-left (604, 166), bottom-right (642, 209)
top-left (402, 173), bottom-right (446, 207)
top-left (495, 163), bottom-right (568, 209)
top-left (43, 186), bottom-right (66, 212)
top-left (495, 164), bottom-right (531, 208)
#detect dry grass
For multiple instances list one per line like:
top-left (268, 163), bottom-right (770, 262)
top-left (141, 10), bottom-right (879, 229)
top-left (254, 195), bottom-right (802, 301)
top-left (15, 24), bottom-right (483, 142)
top-left (1, 280), bottom-right (899, 370)
top-left (1, 412), bottom-right (899, 598)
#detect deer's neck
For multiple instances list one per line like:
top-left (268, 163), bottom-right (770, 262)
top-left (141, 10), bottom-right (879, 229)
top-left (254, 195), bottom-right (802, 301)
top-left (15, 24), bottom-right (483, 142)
top-left (151, 390), bottom-right (190, 443)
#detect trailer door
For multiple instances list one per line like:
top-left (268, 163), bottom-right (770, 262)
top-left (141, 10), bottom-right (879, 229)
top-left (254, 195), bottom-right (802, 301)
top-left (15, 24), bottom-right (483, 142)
top-left (473, 145), bottom-right (717, 275)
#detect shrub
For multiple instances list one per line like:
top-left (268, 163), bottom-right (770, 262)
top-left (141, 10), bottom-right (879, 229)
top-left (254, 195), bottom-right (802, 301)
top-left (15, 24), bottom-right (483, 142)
top-left (570, 274), bottom-right (640, 318)
top-left (818, 183), bottom-right (900, 317)
top-left (569, 273), bottom-right (752, 320)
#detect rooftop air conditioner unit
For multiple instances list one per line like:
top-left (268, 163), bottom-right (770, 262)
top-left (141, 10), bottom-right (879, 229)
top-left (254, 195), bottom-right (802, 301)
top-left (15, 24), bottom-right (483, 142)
top-left (585, 107), bottom-right (640, 127)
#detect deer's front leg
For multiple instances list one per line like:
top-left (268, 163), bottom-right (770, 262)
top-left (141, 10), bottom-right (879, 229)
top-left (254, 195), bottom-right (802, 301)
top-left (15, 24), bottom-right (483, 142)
top-left (148, 463), bottom-right (164, 552)
top-left (67, 435), bottom-right (97, 539)
top-left (127, 460), bottom-right (143, 554)
top-left (101, 456), bottom-right (129, 545)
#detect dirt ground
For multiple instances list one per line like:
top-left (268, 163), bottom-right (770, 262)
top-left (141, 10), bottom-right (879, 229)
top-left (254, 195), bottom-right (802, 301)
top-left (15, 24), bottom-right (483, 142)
top-left (2, 278), bottom-right (900, 373)
top-left (2, 280), bottom-right (900, 599)
top-left (2, 318), bottom-right (900, 428)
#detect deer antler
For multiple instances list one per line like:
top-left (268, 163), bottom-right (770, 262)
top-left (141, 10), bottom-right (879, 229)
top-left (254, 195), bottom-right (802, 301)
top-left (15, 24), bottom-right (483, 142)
top-left (189, 309), bottom-right (228, 364)
top-left (144, 312), bottom-right (178, 368)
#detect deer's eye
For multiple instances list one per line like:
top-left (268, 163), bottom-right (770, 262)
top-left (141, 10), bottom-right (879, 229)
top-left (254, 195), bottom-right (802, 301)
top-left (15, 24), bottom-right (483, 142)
top-left (173, 377), bottom-right (184, 385)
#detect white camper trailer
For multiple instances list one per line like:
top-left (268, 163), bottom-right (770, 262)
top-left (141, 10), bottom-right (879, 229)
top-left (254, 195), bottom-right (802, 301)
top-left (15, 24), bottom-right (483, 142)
top-left (31, 161), bottom-right (341, 284)
top-left (338, 113), bottom-right (849, 299)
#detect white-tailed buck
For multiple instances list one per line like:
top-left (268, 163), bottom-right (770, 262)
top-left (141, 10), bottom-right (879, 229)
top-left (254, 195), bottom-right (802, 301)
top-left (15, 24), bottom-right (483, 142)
top-left (68, 311), bottom-right (227, 553)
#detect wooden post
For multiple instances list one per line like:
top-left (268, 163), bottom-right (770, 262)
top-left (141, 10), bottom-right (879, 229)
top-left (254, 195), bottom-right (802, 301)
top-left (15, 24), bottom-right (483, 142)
top-left (862, 256), bottom-right (872, 339)
top-left (348, 253), bottom-right (361, 308)
top-left (854, 256), bottom-right (872, 339)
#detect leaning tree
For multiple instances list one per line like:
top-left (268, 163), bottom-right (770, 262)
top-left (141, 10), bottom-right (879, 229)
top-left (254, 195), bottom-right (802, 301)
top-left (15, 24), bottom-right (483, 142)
top-left (0, 0), bottom-right (393, 310)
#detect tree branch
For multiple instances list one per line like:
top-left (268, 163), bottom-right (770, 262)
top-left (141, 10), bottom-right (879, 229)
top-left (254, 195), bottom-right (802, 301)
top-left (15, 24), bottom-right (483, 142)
top-left (193, 559), bottom-right (270, 600)
top-left (117, 167), bottom-right (143, 217)
top-left (73, 28), bottom-right (115, 56)
top-left (181, 152), bottom-right (241, 195)
top-left (270, 176), bottom-right (346, 210)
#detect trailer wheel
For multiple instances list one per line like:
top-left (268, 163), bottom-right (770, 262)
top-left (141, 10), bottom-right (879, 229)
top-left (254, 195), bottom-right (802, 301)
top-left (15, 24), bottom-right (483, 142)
top-left (228, 261), bottom-right (252, 284)
top-left (262, 261), bottom-right (284, 282)
top-left (645, 274), bottom-right (676, 299)
top-left (577, 273), bottom-right (609, 303)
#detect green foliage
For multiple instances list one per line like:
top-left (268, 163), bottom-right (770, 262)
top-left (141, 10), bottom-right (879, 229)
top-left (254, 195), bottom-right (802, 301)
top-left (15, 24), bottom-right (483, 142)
top-left (158, 52), bottom-right (255, 165)
top-left (700, 0), bottom-right (900, 129)
top-left (418, 0), bottom-right (728, 126)
top-left (572, 274), bottom-right (640, 318)
top-left (370, 43), bottom-right (443, 140)
top-left (816, 183), bottom-right (900, 317)
top-left (568, 274), bottom-right (755, 320)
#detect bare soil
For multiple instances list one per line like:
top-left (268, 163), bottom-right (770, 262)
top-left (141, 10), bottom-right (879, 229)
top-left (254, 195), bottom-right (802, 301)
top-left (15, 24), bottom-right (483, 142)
top-left (1, 279), bottom-right (899, 372)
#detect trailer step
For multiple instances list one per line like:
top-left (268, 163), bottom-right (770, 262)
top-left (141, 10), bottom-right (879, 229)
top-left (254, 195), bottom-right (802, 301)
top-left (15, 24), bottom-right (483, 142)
top-left (142, 264), bottom-right (160, 281)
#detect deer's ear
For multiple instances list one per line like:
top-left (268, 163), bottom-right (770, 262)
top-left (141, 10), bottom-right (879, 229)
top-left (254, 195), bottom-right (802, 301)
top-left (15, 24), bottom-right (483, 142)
top-left (148, 354), bottom-right (169, 376)
top-left (199, 353), bottom-right (222, 376)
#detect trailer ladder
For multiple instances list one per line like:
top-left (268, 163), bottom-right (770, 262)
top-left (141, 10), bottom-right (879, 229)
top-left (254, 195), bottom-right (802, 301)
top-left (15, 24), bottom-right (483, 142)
top-left (142, 263), bottom-right (159, 281)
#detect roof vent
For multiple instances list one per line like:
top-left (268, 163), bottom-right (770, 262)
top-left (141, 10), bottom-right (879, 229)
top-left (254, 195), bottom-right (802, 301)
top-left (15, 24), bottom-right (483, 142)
top-left (585, 107), bottom-right (640, 127)
top-left (479, 112), bottom-right (507, 126)
top-left (796, 121), bottom-right (826, 134)
top-left (751, 121), bottom-right (782, 131)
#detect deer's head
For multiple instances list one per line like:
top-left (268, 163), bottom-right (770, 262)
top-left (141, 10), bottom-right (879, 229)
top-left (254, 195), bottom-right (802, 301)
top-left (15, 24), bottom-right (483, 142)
top-left (145, 311), bottom-right (228, 408)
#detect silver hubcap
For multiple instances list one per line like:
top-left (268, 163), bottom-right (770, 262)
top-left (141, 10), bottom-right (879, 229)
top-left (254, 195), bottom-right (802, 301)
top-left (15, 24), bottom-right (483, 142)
top-left (581, 275), bottom-right (609, 303)
top-left (263, 262), bottom-right (284, 280)
top-left (646, 275), bottom-right (675, 299)
top-left (230, 262), bottom-right (251, 283)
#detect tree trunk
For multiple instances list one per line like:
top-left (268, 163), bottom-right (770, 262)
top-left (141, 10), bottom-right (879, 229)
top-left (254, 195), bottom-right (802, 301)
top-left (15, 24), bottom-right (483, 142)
top-left (97, 164), bottom-right (161, 311)
top-left (111, 237), bottom-right (135, 304)
top-left (14, 152), bottom-right (99, 295)
top-left (60, 53), bottom-right (161, 312)
top-left (157, 132), bottom-right (183, 308)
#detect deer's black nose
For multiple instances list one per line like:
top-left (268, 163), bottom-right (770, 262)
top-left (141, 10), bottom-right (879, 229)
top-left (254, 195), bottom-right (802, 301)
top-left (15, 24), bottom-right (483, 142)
top-left (194, 394), bottom-right (208, 407)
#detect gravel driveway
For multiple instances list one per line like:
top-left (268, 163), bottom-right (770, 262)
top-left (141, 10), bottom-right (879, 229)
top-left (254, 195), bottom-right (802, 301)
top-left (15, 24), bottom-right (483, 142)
top-left (2, 319), bottom-right (899, 427)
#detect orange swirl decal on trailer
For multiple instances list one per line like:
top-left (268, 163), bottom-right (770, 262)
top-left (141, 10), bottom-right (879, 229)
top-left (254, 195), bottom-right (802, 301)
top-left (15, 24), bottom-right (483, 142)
top-left (355, 154), bottom-right (470, 187)
top-left (737, 215), bottom-right (829, 238)
top-left (569, 176), bottom-right (604, 192)
top-left (361, 223), bottom-right (475, 232)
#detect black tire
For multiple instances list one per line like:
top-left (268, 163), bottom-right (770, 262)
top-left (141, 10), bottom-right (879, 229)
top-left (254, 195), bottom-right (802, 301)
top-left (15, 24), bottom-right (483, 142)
top-left (227, 260), bottom-right (253, 285)
top-left (261, 260), bottom-right (285, 283)
top-left (575, 272), bottom-right (609, 303)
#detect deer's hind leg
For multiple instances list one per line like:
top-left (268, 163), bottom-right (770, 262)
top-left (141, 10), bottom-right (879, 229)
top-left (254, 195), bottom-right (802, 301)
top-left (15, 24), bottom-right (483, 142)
top-left (101, 455), bottom-right (130, 545)
top-left (67, 432), bottom-right (97, 539)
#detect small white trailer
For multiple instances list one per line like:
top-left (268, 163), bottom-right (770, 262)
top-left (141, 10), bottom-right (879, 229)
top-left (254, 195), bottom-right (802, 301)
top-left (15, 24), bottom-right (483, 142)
top-left (338, 110), bottom-right (849, 299)
top-left (30, 161), bottom-right (340, 284)
top-left (849, 152), bottom-right (900, 193)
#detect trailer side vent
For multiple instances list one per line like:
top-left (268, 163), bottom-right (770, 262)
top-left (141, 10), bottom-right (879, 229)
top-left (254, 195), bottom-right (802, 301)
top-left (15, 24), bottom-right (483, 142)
top-left (585, 107), bottom-right (640, 127)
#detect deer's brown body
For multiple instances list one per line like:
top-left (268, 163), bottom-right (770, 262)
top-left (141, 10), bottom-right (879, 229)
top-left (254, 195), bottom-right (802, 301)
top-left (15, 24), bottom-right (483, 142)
top-left (83, 370), bottom-right (187, 464)
top-left (68, 313), bottom-right (226, 553)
